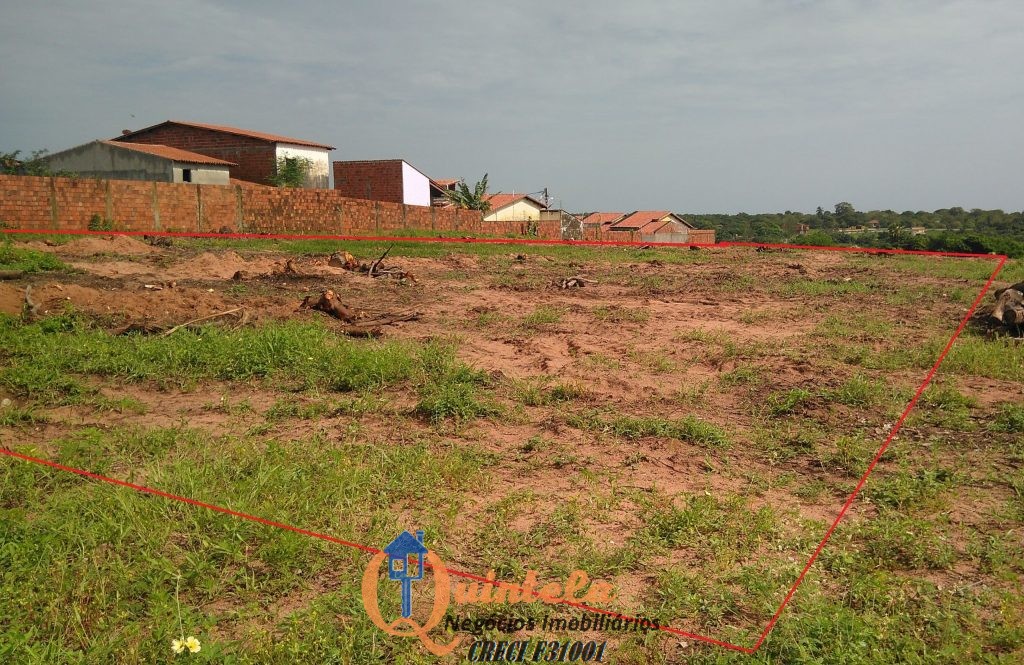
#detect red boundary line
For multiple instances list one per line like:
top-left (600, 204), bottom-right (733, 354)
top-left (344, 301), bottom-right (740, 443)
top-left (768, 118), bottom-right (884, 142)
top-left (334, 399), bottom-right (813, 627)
top-left (0, 227), bottom-right (1001, 258)
top-left (0, 229), bottom-right (1009, 655)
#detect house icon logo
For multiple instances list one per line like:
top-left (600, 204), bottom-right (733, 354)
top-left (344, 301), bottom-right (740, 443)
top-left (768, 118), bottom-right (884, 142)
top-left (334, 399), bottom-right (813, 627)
top-left (360, 530), bottom-right (461, 656)
top-left (384, 530), bottom-right (428, 618)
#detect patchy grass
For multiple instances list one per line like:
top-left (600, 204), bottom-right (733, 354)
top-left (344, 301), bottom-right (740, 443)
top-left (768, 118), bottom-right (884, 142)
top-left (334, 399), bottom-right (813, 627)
top-left (0, 241), bottom-right (67, 273)
top-left (2, 242), bottom-right (1023, 662)
top-left (592, 305), bottom-right (650, 324)
top-left (568, 411), bottom-right (730, 448)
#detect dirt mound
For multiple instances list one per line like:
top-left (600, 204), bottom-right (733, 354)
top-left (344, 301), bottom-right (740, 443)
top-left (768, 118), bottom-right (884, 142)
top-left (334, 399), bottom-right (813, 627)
top-left (0, 283), bottom-right (24, 315)
top-left (174, 251), bottom-right (262, 280)
top-left (57, 235), bottom-right (156, 257)
top-left (30, 282), bottom-right (232, 323)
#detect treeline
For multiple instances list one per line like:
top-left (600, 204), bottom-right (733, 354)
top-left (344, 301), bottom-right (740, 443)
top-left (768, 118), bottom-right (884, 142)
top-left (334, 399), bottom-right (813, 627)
top-left (685, 203), bottom-right (1024, 257)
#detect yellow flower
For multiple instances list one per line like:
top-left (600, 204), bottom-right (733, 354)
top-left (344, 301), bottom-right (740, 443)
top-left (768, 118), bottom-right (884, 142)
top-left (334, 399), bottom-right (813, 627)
top-left (171, 638), bottom-right (185, 654)
top-left (185, 636), bottom-right (202, 653)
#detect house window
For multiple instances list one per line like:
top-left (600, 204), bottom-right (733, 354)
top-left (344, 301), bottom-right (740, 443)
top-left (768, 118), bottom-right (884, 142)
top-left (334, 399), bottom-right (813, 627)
top-left (407, 554), bottom-right (419, 577)
top-left (392, 559), bottom-right (404, 573)
top-left (182, 169), bottom-right (192, 182)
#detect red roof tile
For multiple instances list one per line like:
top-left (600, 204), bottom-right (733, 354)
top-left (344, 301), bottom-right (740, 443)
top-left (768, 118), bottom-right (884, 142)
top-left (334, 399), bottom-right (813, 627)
top-left (485, 193), bottom-right (546, 211)
top-left (117, 120), bottom-right (335, 149)
top-left (103, 141), bottom-right (236, 166)
top-left (610, 210), bottom-right (671, 230)
top-left (432, 178), bottom-right (460, 187)
top-left (638, 220), bottom-right (670, 235)
top-left (610, 211), bottom-right (694, 230)
top-left (582, 212), bottom-right (625, 226)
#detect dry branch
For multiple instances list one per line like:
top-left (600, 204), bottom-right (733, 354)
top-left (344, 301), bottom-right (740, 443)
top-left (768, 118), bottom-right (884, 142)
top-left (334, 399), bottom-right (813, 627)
top-left (22, 286), bottom-right (38, 320)
top-left (554, 276), bottom-right (598, 289)
top-left (300, 289), bottom-right (420, 336)
top-left (158, 307), bottom-right (245, 338)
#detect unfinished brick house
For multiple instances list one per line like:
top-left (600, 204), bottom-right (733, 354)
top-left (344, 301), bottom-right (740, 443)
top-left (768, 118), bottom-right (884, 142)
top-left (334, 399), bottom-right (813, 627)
top-left (112, 120), bottom-right (334, 188)
top-left (333, 159), bottom-right (452, 206)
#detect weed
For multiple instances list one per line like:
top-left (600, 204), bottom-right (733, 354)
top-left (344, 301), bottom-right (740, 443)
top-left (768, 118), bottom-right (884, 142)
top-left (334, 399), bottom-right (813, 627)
top-left (674, 380), bottom-right (711, 405)
top-left (763, 388), bottom-right (814, 416)
top-left (264, 398), bottom-right (333, 422)
top-left (719, 364), bottom-right (763, 387)
top-left (991, 403), bottom-right (1024, 433)
top-left (820, 434), bottom-right (878, 477)
top-left (520, 306), bottom-right (563, 328)
top-left (570, 411), bottom-right (729, 448)
top-left (86, 214), bottom-right (115, 231)
top-left (825, 374), bottom-right (895, 408)
top-left (864, 468), bottom-right (960, 511)
top-left (0, 405), bottom-right (46, 426)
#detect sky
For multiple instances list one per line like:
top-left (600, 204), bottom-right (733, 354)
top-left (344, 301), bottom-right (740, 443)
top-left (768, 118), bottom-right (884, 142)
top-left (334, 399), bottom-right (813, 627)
top-left (1, 0), bottom-right (1022, 214)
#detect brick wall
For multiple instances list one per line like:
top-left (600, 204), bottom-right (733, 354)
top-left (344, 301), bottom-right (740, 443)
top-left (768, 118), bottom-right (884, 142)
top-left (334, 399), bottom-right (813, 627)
top-left (333, 161), bottom-right (405, 203)
top-left (582, 226), bottom-right (716, 244)
top-left (0, 175), bottom-right (484, 236)
top-left (113, 126), bottom-right (277, 186)
top-left (0, 175), bottom-right (717, 244)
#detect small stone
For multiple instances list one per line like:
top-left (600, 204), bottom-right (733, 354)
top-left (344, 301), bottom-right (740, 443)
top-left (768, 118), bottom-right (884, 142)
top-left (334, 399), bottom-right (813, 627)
top-left (1, 398), bottom-right (11, 409)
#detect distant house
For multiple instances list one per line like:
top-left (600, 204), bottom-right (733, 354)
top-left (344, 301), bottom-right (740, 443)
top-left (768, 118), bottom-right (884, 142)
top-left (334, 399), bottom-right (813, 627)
top-left (609, 210), bottom-right (692, 235)
top-left (112, 120), bottom-right (334, 188)
top-left (483, 193), bottom-right (547, 221)
top-left (41, 140), bottom-right (234, 185)
top-left (333, 159), bottom-right (448, 207)
top-left (430, 178), bottom-right (460, 206)
top-left (607, 210), bottom-right (712, 243)
top-left (582, 212), bottom-right (625, 229)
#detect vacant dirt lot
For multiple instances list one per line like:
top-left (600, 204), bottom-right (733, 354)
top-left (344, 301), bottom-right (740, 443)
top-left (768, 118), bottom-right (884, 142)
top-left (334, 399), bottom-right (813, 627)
top-left (1, 234), bottom-right (1021, 663)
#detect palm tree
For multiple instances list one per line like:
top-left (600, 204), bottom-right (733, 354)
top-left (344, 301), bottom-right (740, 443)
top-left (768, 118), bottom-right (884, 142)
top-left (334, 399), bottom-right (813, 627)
top-left (445, 174), bottom-right (491, 212)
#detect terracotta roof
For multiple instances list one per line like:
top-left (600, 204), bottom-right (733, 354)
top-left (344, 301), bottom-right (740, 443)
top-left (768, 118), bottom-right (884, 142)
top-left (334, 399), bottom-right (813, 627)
top-left (116, 120), bottom-right (335, 150)
top-left (610, 210), bottom-right (671, 230)
top-left (582, 212), bottom-right (625, 226)
top-left (102, 141), bottom-right (236, 166)
top-left (485, 193), bottom-right (546, 211)
top-left (611, 211), bottom-right (694, 230)
top-left (432, 178), bottom-right (460, 187)
top-left (638, 220), bottom-right (671, 235)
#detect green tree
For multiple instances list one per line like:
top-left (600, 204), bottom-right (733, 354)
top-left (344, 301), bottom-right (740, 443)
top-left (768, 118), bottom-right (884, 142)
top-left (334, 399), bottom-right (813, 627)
top-left (834, 201), bottom-right (857, 227)
top-left (887, 221), bottom-right (909, 244)
top-left (268, 156), bottom-right (312, 188)
top-left (444, 174), bottom-right (492, 212)
top-left (0, 149), bottom-right (72, 176)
